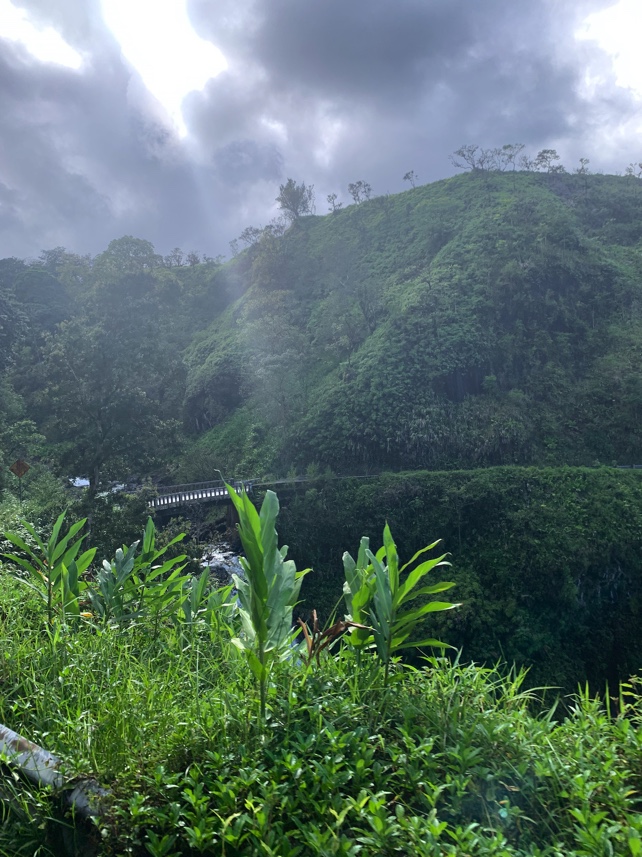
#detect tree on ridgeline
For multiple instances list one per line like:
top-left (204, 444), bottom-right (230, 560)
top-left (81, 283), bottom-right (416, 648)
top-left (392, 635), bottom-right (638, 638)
top-left (403, 170), bottom-right (417, 188)
top-left (451, 143), bottom-right (527, 173)
top-left (238, 226), bottom-right (263, 247)
top-left (533, 149), bottom-right (565, 174)
top-left (348, 180), bottom-right (372, 204)
top-left (450, 145), bottom-right (482, 171)
top-left (327, 193), bottom-right (342, 212)
top-left (276, 178), bottom-right (316, 221)
top-left (497, 143), bottom-right (525, 171)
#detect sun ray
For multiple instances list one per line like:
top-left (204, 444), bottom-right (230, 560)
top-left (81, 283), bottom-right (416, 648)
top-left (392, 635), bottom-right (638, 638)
top-left (0, 0), bottom-right (83, 69)
top-left (577, 0), bottom-right (642, 98)
top-left (100, 0), bottom-right (227, 136)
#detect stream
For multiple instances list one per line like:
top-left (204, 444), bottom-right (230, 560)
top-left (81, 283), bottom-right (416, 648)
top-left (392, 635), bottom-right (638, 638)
top-left (200, 543), bottom-right (243, 585)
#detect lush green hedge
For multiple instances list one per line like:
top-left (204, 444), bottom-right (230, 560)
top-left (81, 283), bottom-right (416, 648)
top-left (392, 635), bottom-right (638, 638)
top-left (278, 466), bottom-right (642, 692)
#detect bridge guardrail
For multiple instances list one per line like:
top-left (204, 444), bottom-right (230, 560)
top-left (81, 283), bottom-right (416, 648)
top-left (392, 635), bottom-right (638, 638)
top-left (148, 480), bottom-right (254, 509)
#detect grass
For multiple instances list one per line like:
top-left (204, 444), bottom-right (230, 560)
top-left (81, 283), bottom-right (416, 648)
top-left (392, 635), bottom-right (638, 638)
top-left (2, 551), bottom-right (642, 855)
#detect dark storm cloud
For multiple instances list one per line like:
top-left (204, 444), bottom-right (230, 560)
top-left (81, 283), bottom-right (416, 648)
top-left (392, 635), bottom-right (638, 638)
top-left (188, 0), bottom-right (636, 182)
top-left (213, 140), bottom-right (283, 186)
top-left (0, 23), bottom-right (226, 258)
top-left (0, 0), bottom-right (638, 261)
top-left (185, 0), bottom-right (636, 216)
top-left (249, 0), bottom-right (473, 101)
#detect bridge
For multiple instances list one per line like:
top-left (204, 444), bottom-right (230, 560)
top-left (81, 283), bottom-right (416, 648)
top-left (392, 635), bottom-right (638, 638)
top-left (148, 479), bottom-right (255, 510)
top-left (146, 467), bottom-right (642, 511)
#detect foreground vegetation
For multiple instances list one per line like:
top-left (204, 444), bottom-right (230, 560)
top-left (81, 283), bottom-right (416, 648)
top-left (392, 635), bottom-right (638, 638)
top-left (2, 494), bottom-right (642, 856)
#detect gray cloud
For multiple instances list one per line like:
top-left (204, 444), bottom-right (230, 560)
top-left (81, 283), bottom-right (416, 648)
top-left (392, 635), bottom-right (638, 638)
top-left (0, 0), bottom-right (639, 261)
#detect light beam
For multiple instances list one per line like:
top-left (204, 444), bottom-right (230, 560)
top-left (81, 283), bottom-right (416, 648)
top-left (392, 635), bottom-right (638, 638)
top-left (101, 0), bottom-right (227, 136)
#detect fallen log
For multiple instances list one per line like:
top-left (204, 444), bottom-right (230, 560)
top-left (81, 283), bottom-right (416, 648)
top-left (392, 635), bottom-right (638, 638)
top-left (0, 721), bottom-right (108, 818)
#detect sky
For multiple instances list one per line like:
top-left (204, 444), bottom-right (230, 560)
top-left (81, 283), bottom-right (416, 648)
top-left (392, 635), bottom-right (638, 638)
top-left (0, 0), bottom-right (641, 262)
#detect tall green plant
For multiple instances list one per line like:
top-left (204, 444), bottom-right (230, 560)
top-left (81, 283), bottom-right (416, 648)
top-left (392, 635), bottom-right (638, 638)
top-left (342, 536), bottom-right (376, 660)
top-left (89, 518), bottom-right (189, 626)
top-left (343, 524), bottom-right (459, 683)
top-left (3, 512), bottom-right (95, 626)
top-left (226, 484), bottom-right (310, 722)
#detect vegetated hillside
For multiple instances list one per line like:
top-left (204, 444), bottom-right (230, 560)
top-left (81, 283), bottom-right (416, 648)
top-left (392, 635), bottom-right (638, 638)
top-left (277, 466), bottom-right (642, 692)
top-left (2, 169), bottom-right (641, 491)
top-left (0, 240), bottom-right (236, 492)
top-left (179, 170), bottom-right (642, 479)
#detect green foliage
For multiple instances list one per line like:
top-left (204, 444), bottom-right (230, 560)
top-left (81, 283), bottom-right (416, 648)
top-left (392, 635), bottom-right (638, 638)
top-left (342, 536), bottom-right (374, 652)
top-left (226, 483), bottom-right (309, 721)
top-left (89, 517), bottom-right (189, 626)
top-left (2, 514), bottom-right (642, 855)
top-left (35, 305), bottom-right (182, 491)
top-left (7, 172), bottom-right (642, 489)
top-left (343, 524), bottom-right (458, 681)
top-left (5, 171), bottom-right (642, 851)
top-left (3, 510), bottom-right (95, 626)
top-left (177, 171), bottom-right (642, 477)
top-left (280, 466), bottom-right (642, 692)
top-left (4, 171), bottom-right (642, 492)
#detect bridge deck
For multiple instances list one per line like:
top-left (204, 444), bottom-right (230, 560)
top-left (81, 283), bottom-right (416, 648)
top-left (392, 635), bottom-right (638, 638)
top-left (148, 480), bottom-right (253, 510)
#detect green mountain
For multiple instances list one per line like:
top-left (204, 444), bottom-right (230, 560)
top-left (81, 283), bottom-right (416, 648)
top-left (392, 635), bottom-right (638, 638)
top-left (2, 168), bottom-right (642, 488)
top-left (180, 170), bottom-right (642, 479)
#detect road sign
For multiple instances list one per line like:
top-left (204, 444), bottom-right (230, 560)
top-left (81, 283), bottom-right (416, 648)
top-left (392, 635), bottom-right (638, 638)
top-left (9, 459), bottom-right (30, 479)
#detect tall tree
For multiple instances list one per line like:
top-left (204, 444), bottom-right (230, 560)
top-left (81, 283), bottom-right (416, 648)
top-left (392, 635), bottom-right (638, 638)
top-left (35, 252), bottom-right (185, 491)
top-left (348, 180), bottom-right (372, 204)
top-left (327, 193), bottom-right (342, 212)
top-left (534, 149), bottom-right (564, 174)
top-left (39, 310), bottom-right (182, 491)
top-left (0, 258), bottom-right (26, 371)
top-left (275, 179), bottom-right (315, 221)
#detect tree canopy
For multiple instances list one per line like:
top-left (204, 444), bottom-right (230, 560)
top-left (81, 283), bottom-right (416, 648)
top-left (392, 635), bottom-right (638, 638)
top-left (275, 178), bottom-right (315, 221)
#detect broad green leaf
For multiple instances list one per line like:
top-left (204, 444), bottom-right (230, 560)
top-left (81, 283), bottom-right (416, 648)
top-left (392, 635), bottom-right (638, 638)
top-left (191, 569), bottom-right (209, 609)
top-left (51, 518), bottom-right (87, 564)
top-left (74, 548), bottom-right (97, 576)
top-left (350, 580), bottom-right (373, 619)
top-left (47, 512), bottom-right (67, 558)
top-left (21, 520), bottom-right (45, 554)
top-left (410, 580), bottom-right (457, 597)
top-left (3, 531), bottom-right (39, 561)
top-left (399, 540), bottom-right (443, 573)
top-left (393, 555), bottom-right (450, 607)
top-left (228, 484), bottom-right (267, 608)
top-left (145, 556), bottom-right (188, 582)
top-left (394, 637), bottom-right (452, 650)
top-left (142, 516), bottom-right (155, 557)
top-left (246, 650), bottom-right (267, 683)
top-left (382, 524), bottom-right (399, 593)
top-left (392, 600), bottom-right (460, 634)
top-left (356, 536), bottom-right (370, 571)
top-left (3, 553), bottom-right (42, 576)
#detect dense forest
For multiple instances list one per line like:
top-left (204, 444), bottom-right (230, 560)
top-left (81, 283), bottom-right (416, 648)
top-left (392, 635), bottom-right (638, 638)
top-left (2, 166), bottom-right (642, 492)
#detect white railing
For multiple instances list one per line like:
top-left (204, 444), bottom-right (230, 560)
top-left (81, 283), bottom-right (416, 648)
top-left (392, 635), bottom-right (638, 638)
top-left (148, 480), bottom-right (253, 509)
